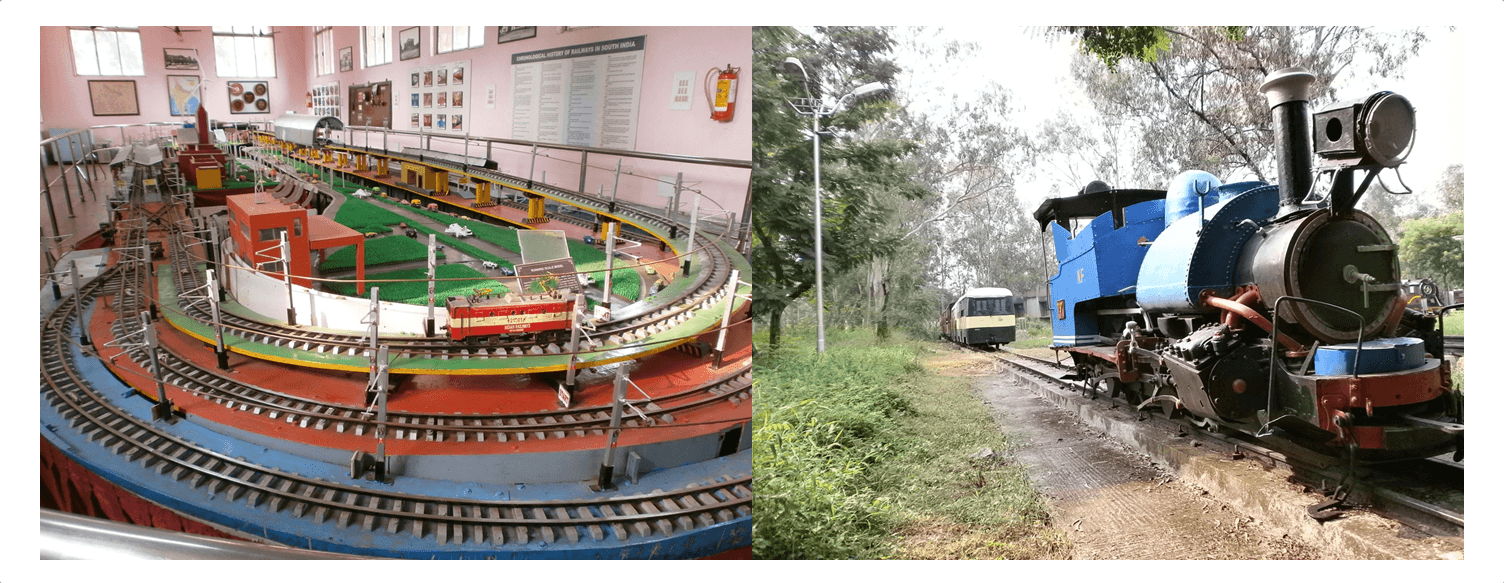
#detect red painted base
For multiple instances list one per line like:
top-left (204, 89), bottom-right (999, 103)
top-left (40, 437), bottom-right (247, 542)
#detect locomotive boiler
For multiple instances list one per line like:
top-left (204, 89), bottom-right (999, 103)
top-left (1035, 67), bottom-right (1461, 462)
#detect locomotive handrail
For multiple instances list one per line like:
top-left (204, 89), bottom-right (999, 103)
top-left (1260, 295), bottom-right (1365, 438)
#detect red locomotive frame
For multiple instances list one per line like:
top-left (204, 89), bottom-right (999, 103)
top-left (444, 290), bottom-right (574, 342)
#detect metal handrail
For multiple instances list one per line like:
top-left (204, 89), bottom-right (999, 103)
top-left (1259, 296), bottom-right (1365, 438)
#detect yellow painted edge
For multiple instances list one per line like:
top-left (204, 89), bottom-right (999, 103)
top-left (263, 136), bottom-right (681, 255)
top-left (164, 312), bottom-right (693, 375)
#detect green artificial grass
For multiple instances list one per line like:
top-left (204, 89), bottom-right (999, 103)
top-left (334, 197), bottom-right (408, 236)
top-left (320, 235), bottom-right (444, 271)
top-left (326, 263), bottom-right (506, 306)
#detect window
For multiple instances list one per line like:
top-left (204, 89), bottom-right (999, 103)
top-left (259, 227), bottom-right (286, 242)
top-left (363, 26), bottom-right (392, 68)
top-left (314, 26), bottom-right (334, 76)
top-left (69, 27), bottom-right (144, 76)
top-left (213, 26), bottom-right (277, 78)
top-left (434, 26), bottom-right (484, 55)
top-left (293, 218), bottom-right (303, 237)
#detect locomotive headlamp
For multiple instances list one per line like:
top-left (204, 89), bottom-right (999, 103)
top-left (1313, 91), bottom-right (1416, 167)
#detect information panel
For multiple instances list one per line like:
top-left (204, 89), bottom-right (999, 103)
top-left (408, 59), bottom-right (471, 134)
top-left (510, 36), bottom-right (644, 149)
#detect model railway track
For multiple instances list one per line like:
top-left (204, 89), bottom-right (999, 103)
top-left (992, 347), bottom-right (1463, 536)
top-left (44, 265), bottom-right (753, 551)
top-left (164, 192), bottom-right (738, 361)
top-left (114, 326), bottom-right (752, 443)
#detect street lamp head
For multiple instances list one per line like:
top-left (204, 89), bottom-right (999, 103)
top-left (848, 82), bottom-right (889, 101)
top-left (781, 57), bottom-right (807, 82)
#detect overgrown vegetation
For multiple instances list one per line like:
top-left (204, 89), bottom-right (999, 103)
top-left (753, 328), bottom-right (1065, 559)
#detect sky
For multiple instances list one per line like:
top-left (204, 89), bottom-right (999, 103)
top-left (890, 26), bottom-right (1465, 210)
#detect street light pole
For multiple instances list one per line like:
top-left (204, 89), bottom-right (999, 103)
top-left (783, 58), bottom-right (888, 354)
top-left (811, 105), bottom-right (827, 354)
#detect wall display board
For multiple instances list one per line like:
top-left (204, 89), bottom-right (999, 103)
top-left (509, 36), bottom-right (645, 149)
top-left (310, 82), bottom-right (340, 119)
top-left (228, 80), bottom-right (270, 115)
top-left (166, 75), bottom-right (202, 116)
top-left (88, 80), bottom-right (140, 116)
top-left (408, 59), bottom-right (470, 134)
top-left (350, 81), bottom-right (393, 128)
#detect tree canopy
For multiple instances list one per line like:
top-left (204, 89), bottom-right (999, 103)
top-left (750, 26), bottom-right (930, 347)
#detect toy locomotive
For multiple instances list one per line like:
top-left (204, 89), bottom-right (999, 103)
top-left (443, 290), bottom-right (574, 344)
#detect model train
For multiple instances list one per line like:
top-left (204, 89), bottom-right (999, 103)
top-left (941, 287), bottom-right (1016, 350)
top-left (443, 289), bottom-right (575, 344)
top-left (1035, 67), bottom-right (1461, 462)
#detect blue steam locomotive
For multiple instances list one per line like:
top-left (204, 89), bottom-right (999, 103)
top-left (1035, 67), bottom-right (1461, 462)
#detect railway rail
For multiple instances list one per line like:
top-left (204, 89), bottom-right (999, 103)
top-left (991, 347), bottom-right (1462, 537)
top-left (43, 259), bottom-right (753, 553)
top-left (165, 201), bottom-right (740, 362)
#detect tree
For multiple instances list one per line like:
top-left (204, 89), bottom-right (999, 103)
top-left (1053, 26), bottom-right (1427, 186)
top-left (1436, 164), bottom-right (1463, 212)
top-left (751, 26), bottom-right (930, 348)
top-left (1398, 212), bottom-right (1463, 291)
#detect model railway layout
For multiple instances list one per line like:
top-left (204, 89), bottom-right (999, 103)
top-left (41, 115), bottom-right (754, 558)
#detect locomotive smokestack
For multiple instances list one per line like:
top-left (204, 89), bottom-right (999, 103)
top-left (1259, 67), bottom-right (1317, 214)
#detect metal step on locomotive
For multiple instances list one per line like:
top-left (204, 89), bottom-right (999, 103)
top-left (1033, 67), bottom-right (1462, 463)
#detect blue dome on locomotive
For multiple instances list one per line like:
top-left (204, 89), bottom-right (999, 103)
top-left (1136, 177), bottom-right (1277, 314)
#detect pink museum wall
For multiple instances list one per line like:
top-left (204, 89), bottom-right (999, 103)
top-left (307, 26), bottom-right (752, 226)
top-left (40, 26), bottom-right (752, 226)
top-left (41, 26), bottom-right (309, 131)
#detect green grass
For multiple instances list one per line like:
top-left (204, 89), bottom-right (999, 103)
top-left (374, 195), bottom-right (640, 302)
top-left (1008, 317), bottom-right (1054, 349)
top-left (320, 235), bottom-right (443, 271)
top-left (325, 264), bottom-right (505, 306)
top-left (1441, 309), bottom-right (1463, 336)
top-left (753, 327), bottom-right (1065, 559)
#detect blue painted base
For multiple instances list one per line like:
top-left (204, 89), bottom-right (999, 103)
top-left (42, 303), bottom-right (750, 559)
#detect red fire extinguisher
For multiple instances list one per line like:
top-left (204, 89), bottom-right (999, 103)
top-left (706, 64), bottom-right (739, 122)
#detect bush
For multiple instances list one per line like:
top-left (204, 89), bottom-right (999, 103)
top-left (753, 332), bottom-right (919, 559)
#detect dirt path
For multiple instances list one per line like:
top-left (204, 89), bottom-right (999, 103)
top-left (933, 346), bottom-right (1319, 559)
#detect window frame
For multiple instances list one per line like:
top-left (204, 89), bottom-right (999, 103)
top-left (362, 26), bottom-right (392, 68)
top-left (433, 26), bottom-right (485, 55)
top-left (68, 26), bottom-right (145, 77)
top-left (212, 26), bottom-right (278, 78)
top-left (314, 26), bottom-right (335, 76)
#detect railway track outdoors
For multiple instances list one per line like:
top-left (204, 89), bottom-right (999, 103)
top-left (989, 347), bottom-right (1462, 538)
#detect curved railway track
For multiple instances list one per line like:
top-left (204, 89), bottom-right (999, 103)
top-left (167, 165), bottom-right (741, 361)
top-left (992, 347), bottom-right (1462, 536)
top-left (43, 253), bottom-right (753, 554)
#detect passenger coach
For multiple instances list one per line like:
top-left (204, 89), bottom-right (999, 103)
top-left (942, 287), bottom-right (1016, 349)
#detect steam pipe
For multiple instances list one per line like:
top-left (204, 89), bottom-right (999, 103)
top-left (1260, 67), bottom-right (1317, 214)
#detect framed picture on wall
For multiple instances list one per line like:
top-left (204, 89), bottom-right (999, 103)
top-left (87, 80), bottom-right (139, 116)
top-left (339, 47), bottom-right (353, 72)
top-left (399, 27), bottom-right (420, 61)
top-left (165, 75), bottom-right (202, 116)
top-left (227, 80), bottom-right (270, 114)
top-left (497, 26), bottom-right (536, 44)
top-left (163, 48), bottom-right (200, 70)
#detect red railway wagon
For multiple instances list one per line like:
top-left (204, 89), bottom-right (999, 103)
top-left (444, 291), bottom-right (575, 343)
